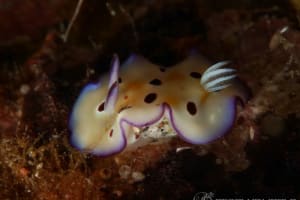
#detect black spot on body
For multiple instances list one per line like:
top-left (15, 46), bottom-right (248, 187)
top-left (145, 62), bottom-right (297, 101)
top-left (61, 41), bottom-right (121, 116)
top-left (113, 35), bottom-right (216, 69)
top-left (160, 67), bottom-right (166, 72)
top-left (144, 93), bottom-right (157, 104)
top-left (109, 129), bottom-right (113, 137)
top-left (149, 78), bottom-right (162, 86)
top-left (118, 77), bottom-right (122, 83)
top-left (98, 102), bottom-right (105, 112)
top-left (186, 102), bottom-right (197, 115)
top-left (190, 72), bottom-right (202, 79)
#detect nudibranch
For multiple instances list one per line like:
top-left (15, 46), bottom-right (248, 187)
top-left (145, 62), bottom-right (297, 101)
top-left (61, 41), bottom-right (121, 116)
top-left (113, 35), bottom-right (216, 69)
top-left (69, 53), bottom-right (249, 156)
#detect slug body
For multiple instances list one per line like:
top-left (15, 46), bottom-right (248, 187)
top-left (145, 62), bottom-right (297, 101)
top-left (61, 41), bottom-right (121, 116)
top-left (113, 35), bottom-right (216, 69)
top-left (70, 53), bottom-right (249, 156)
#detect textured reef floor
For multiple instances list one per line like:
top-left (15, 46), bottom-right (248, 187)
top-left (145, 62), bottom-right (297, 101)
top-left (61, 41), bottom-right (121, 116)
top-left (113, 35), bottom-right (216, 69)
top-left (0, 0), bottom-right (300, 199)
